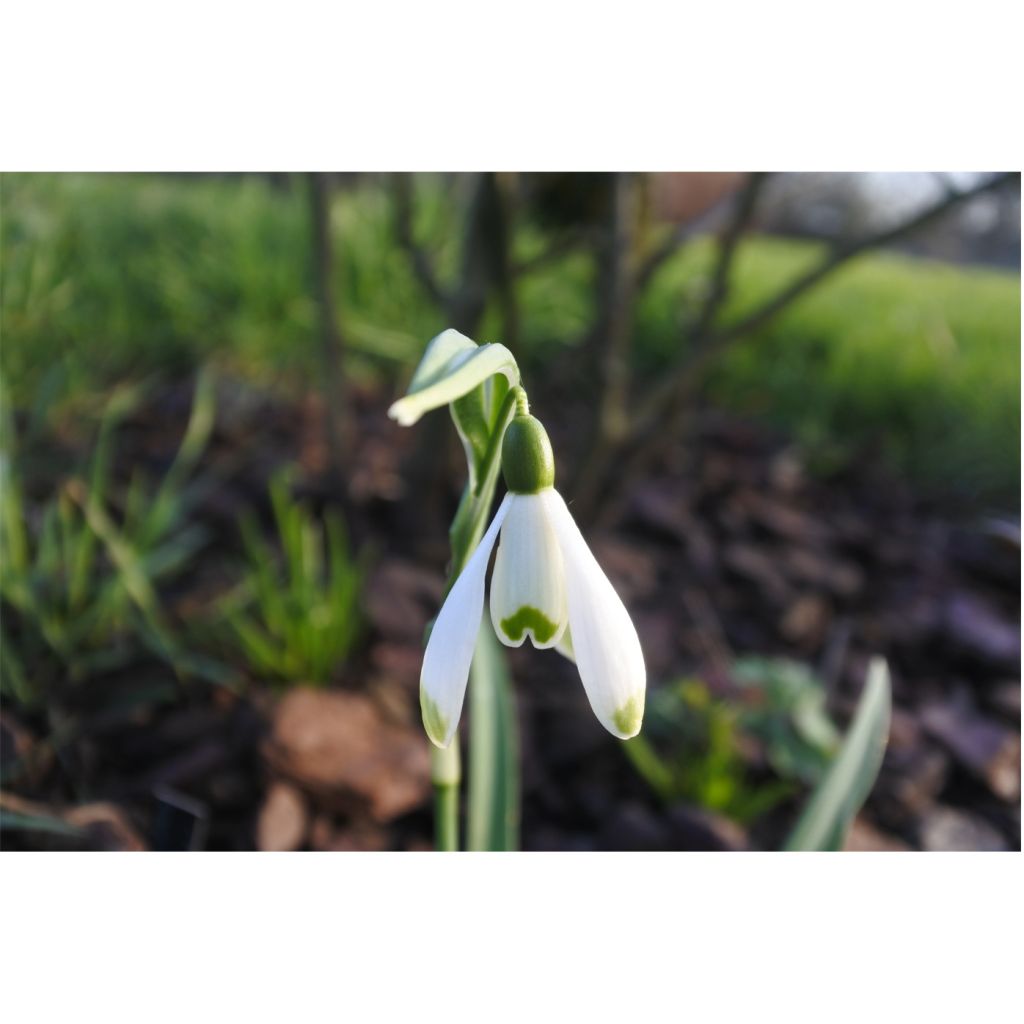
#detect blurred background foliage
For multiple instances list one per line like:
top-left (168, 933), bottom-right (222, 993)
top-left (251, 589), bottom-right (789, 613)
top-left (0, 171), bottom-right (1019, 852)
top-left (2, 173), bottom-right (1018, 504)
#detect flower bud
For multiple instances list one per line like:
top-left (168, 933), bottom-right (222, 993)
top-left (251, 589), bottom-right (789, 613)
top-left (501, 414), bottom-right (555, 494)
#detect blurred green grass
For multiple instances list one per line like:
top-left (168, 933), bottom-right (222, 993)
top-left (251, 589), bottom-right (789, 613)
top-left (2, 172), bottom-right (1019, 505)
top-left (639, 236), bottom-right (1021, 502)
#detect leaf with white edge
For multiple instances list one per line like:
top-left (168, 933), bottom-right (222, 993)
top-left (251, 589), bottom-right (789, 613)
top-left (784, 657), bottom-right (892, 852)
top-left (409, 328), bottom-right (478, 392)
top-left (388, 329), bottom-right (520, 427)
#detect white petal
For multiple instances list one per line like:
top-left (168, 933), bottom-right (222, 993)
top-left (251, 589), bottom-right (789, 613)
top-left (554, 627), bottom-right (575, 662)
top-left (421, 495), bottom-right (512, 747)
top-left (542, 490), bottom-right (645, 739)
top-left (388, 329), bottom-right (519, 427)
top-left (489, 492), bottom-right (568, 649)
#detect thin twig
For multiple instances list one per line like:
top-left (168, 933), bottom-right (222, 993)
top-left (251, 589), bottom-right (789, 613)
top-left (684, 172), bottom-right (769, 344)
top-left (308, 173), bottom-right (350, 480)
top-left (650, 173), bottom-right (770, 449)
top-left (393, 173), bottom-right (448, 307)
top-left (570, 173), bottom-right (639, 515)
top-left (598, 172), bottom-right (638, 444)
top-left (492, 173), bottom-right (521, 352)
top-left (633, 179), bottom-right (756, 293)
top-left (634, 219), bottom-right (696, 291)
top-left (512, 226), bottom-right (599, 277)
top-left (574, 173), bottom-right (768, 516)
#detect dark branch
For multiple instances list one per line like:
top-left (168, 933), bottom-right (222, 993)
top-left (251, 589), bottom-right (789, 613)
top-left (710, 172), bottom-right (1016, 354)
top-left (633, 179), bottom-right (760, 293)
top-left (512, 226), bottom-right (599, 277)
top-left (634, 220), bottom-right (698, 293)
top-left (684, 172), bottom-right (770, 343)
top-left (392, 174), bottom-right (448, 307)
top-left (308, 173), bottom-right (350, 480)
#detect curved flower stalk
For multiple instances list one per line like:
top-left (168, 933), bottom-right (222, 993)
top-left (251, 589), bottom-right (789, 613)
top-left (421, 401), bottom-right (646, 748)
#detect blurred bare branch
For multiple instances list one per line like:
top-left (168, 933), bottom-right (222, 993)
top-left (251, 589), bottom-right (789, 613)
top-left (630, 171), bottom-right (1019, 448)
top-left (392, 174), bottom-right (448, 307)
top-left (685, 173), bottom-right (770, 344)
top-left (633, 219), bottom-right (697, 292)
top-left (513, 226), bottom-right (599, 277)
top-left (574, 173), bottom-right (767, 519)
top-left (577, 171), bottom-right (1018, 521)
top-left (571, 174), bottom-right (640, 510)
top-left (634, 179), bottom-right (756, 292)
top-left (392, 172), bottom-right (515, 339)
top-left (308, 173), bottom-right (350, 482)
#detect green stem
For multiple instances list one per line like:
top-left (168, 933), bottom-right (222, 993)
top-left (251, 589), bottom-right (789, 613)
top-left (475, 387), bottom-right (524, 498)
top-left (431, 741), bottom-right (461, 852)
top-left (446, 385), bottom-right (520, 581)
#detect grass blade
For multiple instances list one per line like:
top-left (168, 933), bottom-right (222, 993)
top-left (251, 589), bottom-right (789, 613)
top-left (467, 622), bottom-right (519, 851)
top-left (0, 809), bottom-right (83, 839)
top-left (784, 657), bottom-right (892, 851)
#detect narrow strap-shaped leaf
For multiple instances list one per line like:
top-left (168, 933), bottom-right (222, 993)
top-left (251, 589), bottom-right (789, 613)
top-left (784, 657), bottom-right (892, 852)
top-left (467, 622), bottom-right (520, 851)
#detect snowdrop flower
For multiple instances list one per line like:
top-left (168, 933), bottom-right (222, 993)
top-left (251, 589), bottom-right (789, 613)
top-left (421, 406), bottom-right (646, 748)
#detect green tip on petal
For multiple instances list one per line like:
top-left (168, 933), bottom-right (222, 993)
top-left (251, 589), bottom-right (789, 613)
top-left (612, 694), bottom-right (644, 739)
top-left (420, 690), bottom-right (450, 748)
top-left (500, 605), bottom-right (559, 645)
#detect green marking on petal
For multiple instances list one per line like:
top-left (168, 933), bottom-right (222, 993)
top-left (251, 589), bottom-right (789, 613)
top-left (500, 605), bottom-right (558, 644)
top-left (420, 689), bottom-right (450, 747)
top-left (613, 694), bottom-right (644, 738)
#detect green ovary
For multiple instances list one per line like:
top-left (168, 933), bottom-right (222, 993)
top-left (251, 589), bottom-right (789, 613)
top-left (613, 694), bottom-right (644, 737)
top-left (500, 605), bottom-right (558, 645)
top-left (420, 690), bottom-right (449, 747)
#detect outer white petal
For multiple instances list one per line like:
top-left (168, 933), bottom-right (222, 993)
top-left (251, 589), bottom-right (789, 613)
top-left (388, 329), bottom-right (519, 427)
top-left (420, 495), bottom-right (512, 748)
top-left (554, 627), bottom-right (575, 662)
top-left (489, 492), bottom-right (568, 650)
top-left (542, 489), bottom-right (646, 739)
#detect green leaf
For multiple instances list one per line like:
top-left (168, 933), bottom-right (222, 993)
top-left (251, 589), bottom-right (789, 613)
top-left (784, 657), bottom-right (892, 851)
top-left (451, 384), bottom-right (490, 487)
top-left (219, 473), bottom-right (364, 686)
top-left (387, 329), bottom-right (519, 427)
top-left (467, 621), bottom-right (519, 851)
top-left (141, 366), bottom-right (215, 546)
top-left (622, 734), bottom-right (674, 801)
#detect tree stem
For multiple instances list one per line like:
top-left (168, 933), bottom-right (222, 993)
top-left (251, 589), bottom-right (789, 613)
top-left (307, 172), bottom-right (350, 483)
